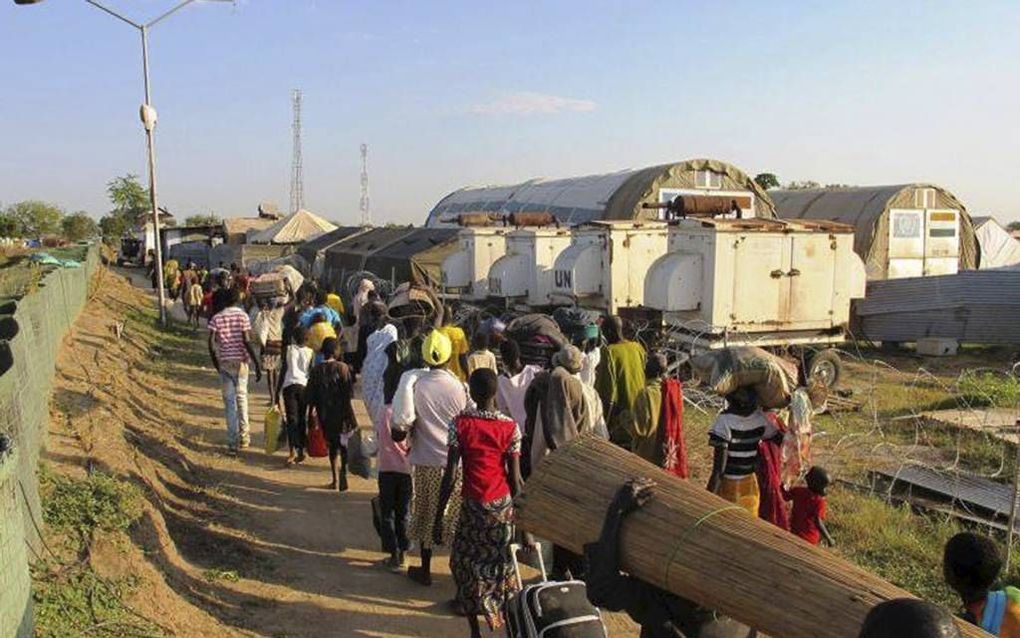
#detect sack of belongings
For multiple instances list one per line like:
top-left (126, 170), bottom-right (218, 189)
top-left (505, 314), bottom-right (569, 368)
top-left (552, 307), bottom-right (600, 344)
top-left (250, 273), bottom-right (288, 301)
top-left (387, 282), bottom-right (440, 325)
top-left (690, 346), bottom-right (799, 409)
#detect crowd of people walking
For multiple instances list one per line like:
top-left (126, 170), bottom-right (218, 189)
top-left (195, 266), bottom-right (1015, 637)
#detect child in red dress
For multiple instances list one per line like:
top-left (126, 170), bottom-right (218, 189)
top-left (784, 466), bottom-right (834, 546)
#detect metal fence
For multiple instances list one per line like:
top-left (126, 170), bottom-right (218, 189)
top-left (0, 243), bottom-right (99, 638)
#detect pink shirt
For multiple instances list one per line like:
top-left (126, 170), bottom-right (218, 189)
top-left (208, 306), bottom-right (251, 363)
top-left (375, 406), bottom-right (410, 474)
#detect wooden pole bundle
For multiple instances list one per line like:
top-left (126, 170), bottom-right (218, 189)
top-left (515, 436), bottom-right (987, 638)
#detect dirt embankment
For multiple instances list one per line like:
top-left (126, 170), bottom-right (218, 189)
top-left (44, 268), bottom-right (640, 637)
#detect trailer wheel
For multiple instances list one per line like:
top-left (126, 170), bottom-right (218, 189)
top-left (807, 349), bottom-right (842, 389)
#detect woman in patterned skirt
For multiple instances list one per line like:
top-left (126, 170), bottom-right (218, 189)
top-left (434, 367), bottom-right (523, 636)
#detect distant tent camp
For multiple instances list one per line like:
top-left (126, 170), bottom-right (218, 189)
top-left (973, 216), bottom-right (1020, 269)
top-left (363, 228), bottom-right (459, 287)
top-left (771, 184), bottom-right (977, 280)
top-left (250, 209), bottom-right (337, 244)
top-left (321, 226), bottom-right (418, 290)
top-left (296, 226), bottom-right (367, 278)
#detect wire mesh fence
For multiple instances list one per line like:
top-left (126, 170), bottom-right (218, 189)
top-left (0, 243), bottom-right (98, 638)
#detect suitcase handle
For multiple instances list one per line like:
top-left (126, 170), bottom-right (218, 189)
top-left (509, 541), bottom-right (547, 589)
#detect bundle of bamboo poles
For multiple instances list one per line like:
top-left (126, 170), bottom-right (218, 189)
top-left (515, 436), bottom-right (987, 638)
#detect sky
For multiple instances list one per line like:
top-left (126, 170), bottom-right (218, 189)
top-left (1, 0), bottom-right (1018, 226)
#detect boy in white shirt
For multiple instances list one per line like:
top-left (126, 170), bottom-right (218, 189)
top-left (281, 325), bottom-right (314, 465)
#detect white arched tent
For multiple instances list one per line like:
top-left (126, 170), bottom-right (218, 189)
top-left (771, 184), bottom-right (977, 279)
top-left (250, 209), bottom-right (337, 244)
top-left (973, 216), bottom-right (1020, 269)
top-left (425, 159), bottom-right (776, 227)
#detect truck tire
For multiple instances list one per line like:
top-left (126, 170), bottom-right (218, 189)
top-left (807, 349), bottom-right (842, 389)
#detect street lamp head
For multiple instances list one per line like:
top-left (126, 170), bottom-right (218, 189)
top-left (13, 0), bottom-right (46, 5)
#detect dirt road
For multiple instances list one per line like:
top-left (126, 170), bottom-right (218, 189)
top-left (46, 269), bottom-right (638, 637)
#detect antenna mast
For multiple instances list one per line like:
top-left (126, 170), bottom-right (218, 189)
top-left (359, 143), bottom-right (371, 226)
top-left (290, 89), bottom-right (305, 214)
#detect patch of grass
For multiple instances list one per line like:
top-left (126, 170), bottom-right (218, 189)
top-left (33, 470), bottom-right (162, 637)
top-left (203, 568), bottom-right (240, 583)
top-left (830, 488), bottom-right (961, 607)
top-left (124, 304), bottom-right (209, 369)
top-left (830, 487), bottom-right (1020, 610)
top-left (958, 371), bottom-right (1020, 408)
top-left (32, 567), bottom-right (161, 638)
top-left (41, 470), bottom-right (142, 545)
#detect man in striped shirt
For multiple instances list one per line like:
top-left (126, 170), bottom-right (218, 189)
top-left (208, 288), bottom-right (262, 455)
top-left (706, 386), bottom-right (779, 517)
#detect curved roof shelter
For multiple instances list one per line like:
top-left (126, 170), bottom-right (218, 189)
top-left (363, 227), bottom-right (459, 287)
top-left (425, 159), bottom-right (776, 227)
top-left (771, 184), bottom-right (978, 279)
top-left (250, 209), bottom-right (337, 244)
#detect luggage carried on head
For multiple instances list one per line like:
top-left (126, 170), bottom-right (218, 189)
top-left (505, 542), bottom-right (608, 638)
top-left (552, 307), bottom-right (600, 345)
top-left (505, 314), bottom-right (570, 368)
top-left (690, 346), bottom-right (799, 409)
top-left (250, 273), bottom-right (288, 302)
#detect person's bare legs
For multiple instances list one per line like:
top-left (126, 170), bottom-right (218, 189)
top-left (327, 443), bottom-right (339, 490)
top-left (266, 369), bottom-right (277, 406)
top-left (466, 615), bottom-right (481, 638)
top-left (408, 545), bottom-right (433, 585)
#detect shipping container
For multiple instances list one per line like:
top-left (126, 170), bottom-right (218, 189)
top-left (550, 220), bottom-right (669, 314)
top-left (644, 218), bottom-right (866, 350)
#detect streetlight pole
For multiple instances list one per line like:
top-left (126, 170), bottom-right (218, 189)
top-left (18, 0), bottom-right (232, 326)
top-left (138, 23), bottom-right (167, 325)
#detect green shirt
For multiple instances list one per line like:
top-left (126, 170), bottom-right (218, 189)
top-left (594, 340), bottom-right (647, 444)
top-left (630, 378), bottom-right (663, 464)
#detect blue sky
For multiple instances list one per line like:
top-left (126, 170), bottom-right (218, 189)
top-left (1, 0), bottom-right (1018, 225)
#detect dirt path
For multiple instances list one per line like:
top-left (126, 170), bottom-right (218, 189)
top-left (46, 269), bottom-right (638, 637)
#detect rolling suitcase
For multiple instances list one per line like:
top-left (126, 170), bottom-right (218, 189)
top-left (505, 543), bottom-right (607, 638)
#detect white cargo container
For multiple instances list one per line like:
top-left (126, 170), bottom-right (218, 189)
top-left (550, 220), bottom-right (669, 314)
top-left (440, 226), bottom-right (511, 300)
top-left (488, 227), bottom-right (573, 307)
top-left (645, 218), bottom-right (866, 350)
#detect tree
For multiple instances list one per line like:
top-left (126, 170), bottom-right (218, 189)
top-left (1007, 221), bottom-right (1020, 232)
top-left (61, 211), bottom-right (100, 242)
top-left (107, 174), bottom-right (149, 214)
top-left (184, 214), bottom-right (221, 226)
top-left (98, 214), bottom-right (131, 241)
top-left (754, 173), bottom-right (780, 190)
top-left (101, 174), bottom-right (149, 242)
top-left (4, 200), bottom-right (64, 237)
top-left (0, 211), bottom-right (19, 237)
top-left (784, 180), bottom-right (855, 190)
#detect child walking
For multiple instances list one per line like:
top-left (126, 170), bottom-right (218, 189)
top-left (434, 368), bottom-right (523, 637)
top-left (376, 401), bottom-right (411, 572)
top-left (280, 326), bottom-right (313, 466)
top-left (186, 275), bottom-right (204, 327)
top-left (783, 466), bottom-right (834, 546)
top-left (465, 331), bottom-right (497, 377)
top-left (305, 337), bottom-right (358, 492)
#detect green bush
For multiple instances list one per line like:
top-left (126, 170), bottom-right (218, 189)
top-left (42, 471), bottom-right (142, 542)
top-left (957, 371), bottom-right (1020, 408)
